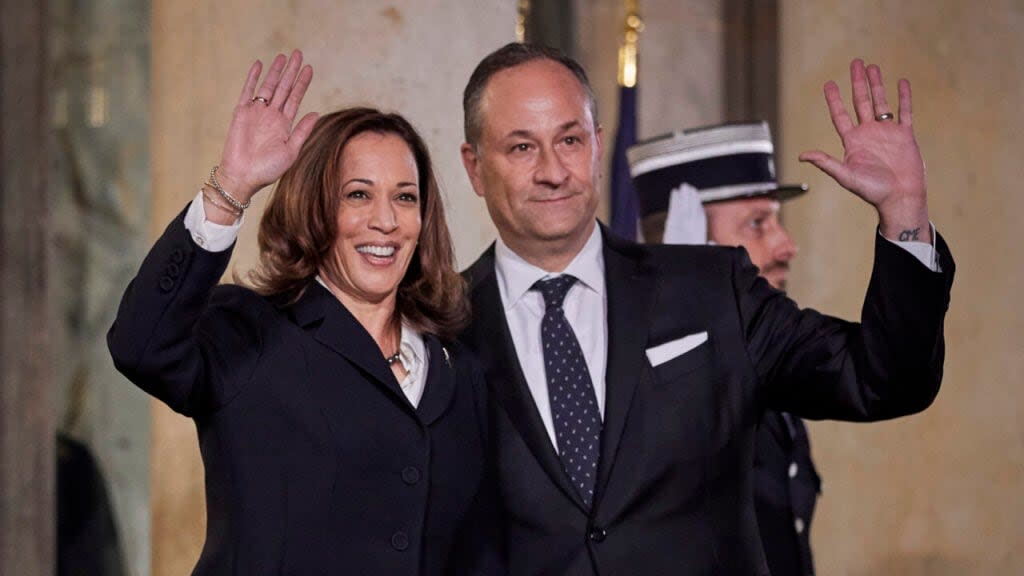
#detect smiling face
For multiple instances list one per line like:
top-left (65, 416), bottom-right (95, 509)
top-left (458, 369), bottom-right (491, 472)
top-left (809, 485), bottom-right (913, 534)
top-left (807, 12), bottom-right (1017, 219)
top-left (461, 59), bottom-right (603, 270)
top-left (329, 131), bottom-right (422, 307)
top-left (704, 197), bottom-right (798, 290)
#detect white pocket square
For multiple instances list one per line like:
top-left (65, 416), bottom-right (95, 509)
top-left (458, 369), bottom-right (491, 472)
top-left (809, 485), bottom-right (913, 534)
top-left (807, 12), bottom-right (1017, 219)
top-left (645, 331), bottom-right (709, 367)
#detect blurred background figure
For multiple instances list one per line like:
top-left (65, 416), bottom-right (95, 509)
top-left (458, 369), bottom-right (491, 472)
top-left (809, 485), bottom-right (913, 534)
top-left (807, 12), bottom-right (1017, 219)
top-left (58, 432), bottom-right (126, 576)
top-left (628, 121), bottom-right (820, 576)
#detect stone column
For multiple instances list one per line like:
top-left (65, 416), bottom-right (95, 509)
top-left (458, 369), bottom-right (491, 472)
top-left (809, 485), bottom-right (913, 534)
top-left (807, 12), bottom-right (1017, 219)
top-left (0, 0), bottom-right (53, 574)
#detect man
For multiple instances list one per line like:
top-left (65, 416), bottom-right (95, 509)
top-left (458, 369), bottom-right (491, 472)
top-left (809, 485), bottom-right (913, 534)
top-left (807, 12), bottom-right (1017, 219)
top-left (626, 121), bottom-right (824, 575)
top-left (459, 43), bottom-right (952, 575)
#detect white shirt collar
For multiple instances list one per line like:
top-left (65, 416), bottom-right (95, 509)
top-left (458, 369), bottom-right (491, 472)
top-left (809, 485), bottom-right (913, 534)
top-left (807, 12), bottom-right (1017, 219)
top-left (396, 323), bottom-right (426, 387)
top-left (494, 222), bottom-right (605, 311)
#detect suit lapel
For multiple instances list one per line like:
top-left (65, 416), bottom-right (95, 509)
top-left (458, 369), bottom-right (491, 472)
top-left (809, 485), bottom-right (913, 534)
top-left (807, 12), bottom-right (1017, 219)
top-left (416, 335), bottom-right (455, 426)
top-left (290, 282), bottom-right (413, 413)
top-left (466, 249), bottom-right (588, 512)
top-left (595, 226), bottom-right (657, 499)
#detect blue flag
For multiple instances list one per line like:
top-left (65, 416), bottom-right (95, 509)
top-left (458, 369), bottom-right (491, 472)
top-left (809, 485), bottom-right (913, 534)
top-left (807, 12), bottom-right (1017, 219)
top-left (610, 85), bottom-right (638, 240)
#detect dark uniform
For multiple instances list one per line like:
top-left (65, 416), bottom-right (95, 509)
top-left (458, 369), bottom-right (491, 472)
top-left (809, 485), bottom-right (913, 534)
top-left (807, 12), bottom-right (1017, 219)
top-left (754, 411), bottom-right (821, 576)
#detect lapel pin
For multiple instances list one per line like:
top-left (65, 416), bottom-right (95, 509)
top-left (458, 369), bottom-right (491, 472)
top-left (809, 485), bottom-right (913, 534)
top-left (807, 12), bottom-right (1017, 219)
top-left (442, 346), bottom-right (451, 368)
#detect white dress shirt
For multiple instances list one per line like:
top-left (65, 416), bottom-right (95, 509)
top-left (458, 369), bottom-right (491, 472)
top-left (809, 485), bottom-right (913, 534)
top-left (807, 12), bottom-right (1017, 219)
top-left (392, 322), bottom-right (430, 408)
top-left (879, 222), bottom-right (941, 271)
top-left (184, 191), bottom-right (244, 252)
top-left (494, 224), bottom-right (608, 453)
top-left (184, 192), bottom-right (429, 407)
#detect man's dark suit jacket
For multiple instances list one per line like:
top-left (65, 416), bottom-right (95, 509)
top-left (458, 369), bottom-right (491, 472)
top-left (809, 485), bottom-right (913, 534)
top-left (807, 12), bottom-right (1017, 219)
top-left (754, 412), bottom-right (820, 576)
top-left (461, 224), bottom-right (953, 576)
top-left (108, 213), bottom-right (496, 575)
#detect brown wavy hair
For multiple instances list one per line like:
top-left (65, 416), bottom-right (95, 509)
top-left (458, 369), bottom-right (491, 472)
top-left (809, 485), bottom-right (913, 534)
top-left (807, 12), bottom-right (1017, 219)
top-left (248, 107), bottom-right (469, 340)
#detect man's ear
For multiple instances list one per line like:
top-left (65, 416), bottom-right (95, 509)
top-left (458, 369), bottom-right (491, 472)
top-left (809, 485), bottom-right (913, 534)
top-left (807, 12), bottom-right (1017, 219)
top-left (460, 142), bottom-right (486, 198)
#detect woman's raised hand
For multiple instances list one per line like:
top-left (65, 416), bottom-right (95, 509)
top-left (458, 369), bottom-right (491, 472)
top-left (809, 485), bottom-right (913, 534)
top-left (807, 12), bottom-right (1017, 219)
top-left (215, 50), bottom-right (319, 203)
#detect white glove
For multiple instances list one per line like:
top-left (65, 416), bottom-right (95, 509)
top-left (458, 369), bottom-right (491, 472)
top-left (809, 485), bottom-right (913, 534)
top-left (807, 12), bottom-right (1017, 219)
top-left (662, 182), bottom-right (709, 245)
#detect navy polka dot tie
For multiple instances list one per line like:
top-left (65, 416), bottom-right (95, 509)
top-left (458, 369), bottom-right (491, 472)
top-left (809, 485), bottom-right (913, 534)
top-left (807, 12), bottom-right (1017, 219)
top-left (533, 275), bottom-right (602, 507)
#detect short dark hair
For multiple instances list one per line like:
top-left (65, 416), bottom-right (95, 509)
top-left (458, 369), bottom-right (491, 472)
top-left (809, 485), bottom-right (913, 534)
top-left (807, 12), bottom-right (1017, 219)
top-left (462, 42), bottom-right (599, 147)
top-left (249, 107), bottom-right (469, 340)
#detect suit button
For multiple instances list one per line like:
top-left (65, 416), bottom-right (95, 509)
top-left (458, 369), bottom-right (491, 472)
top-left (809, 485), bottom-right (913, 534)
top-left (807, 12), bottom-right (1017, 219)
top-left (391, 531), bottom-right (409, 551)
top-left (401, 466), bottom-right (421, 485)
top-left (166, 262), bottom-right (181, 278)
top-left (170, 249), bottom-right (185, 263)
top-left (588, 527), bottom-right (606, 542)
top-left (794, 517), bottom-right (805, 534)
top-left (788, 462), bottom-right (799, 479)
top-left (159, 276), bottom-right (174, 292)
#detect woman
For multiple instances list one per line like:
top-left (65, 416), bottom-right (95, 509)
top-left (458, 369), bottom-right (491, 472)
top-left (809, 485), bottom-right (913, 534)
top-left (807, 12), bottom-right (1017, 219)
top-left (108, 51), bottom-right (498, 575)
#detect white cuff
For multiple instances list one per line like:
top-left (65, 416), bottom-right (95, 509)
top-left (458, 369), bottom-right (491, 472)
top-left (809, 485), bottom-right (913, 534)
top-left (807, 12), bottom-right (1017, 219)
top-left (183, 191), bottom-right (243, 252)
top-left (880, 222), bottom-right (940, 272)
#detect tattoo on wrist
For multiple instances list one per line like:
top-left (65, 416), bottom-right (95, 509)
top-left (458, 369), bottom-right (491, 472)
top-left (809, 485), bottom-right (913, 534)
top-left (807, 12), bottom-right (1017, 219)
top-left (898, 228), bottom-right (921, 242)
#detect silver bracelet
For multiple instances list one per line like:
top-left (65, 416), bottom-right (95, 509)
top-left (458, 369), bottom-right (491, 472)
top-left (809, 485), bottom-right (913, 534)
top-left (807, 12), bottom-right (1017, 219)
top-left (209, 166), bottom-right (251, 211)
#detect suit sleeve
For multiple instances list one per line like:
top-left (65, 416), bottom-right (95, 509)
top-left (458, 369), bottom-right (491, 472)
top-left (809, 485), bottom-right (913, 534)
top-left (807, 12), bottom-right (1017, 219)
top-left (107, 209), bottom-right (266, 417)
top-left (740, 231), bottom-right (955, 421)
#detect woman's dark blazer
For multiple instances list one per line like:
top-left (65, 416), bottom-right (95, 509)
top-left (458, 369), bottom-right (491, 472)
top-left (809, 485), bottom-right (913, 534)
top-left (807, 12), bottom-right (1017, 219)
top-left (107, 211), bottom-right (499, 575)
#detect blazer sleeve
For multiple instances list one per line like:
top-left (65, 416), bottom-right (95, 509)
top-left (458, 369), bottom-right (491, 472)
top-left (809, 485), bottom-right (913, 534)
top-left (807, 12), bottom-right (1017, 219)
top-left (739, 231), bottom-right (955, 421)
top-left (107, 208), bottom-right (267, 417)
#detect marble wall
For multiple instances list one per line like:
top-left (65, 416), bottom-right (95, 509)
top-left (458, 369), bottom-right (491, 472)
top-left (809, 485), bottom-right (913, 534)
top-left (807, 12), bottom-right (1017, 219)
top-left (778, 1), bottom-right (1024, 573)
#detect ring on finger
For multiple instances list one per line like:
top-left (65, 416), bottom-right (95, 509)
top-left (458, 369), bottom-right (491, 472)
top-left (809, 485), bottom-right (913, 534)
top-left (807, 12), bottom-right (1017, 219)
top-left (251, 96), bottom-right (270, 106)
top-left (875, 112), bottom-right (894, 121)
